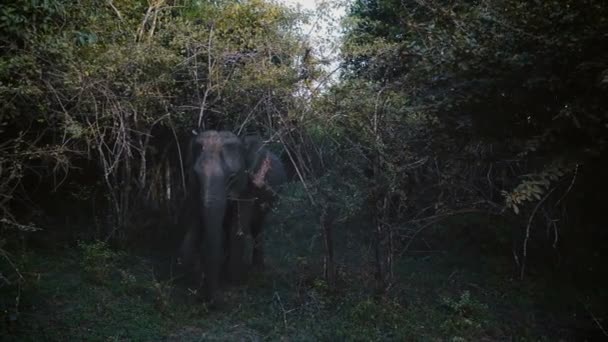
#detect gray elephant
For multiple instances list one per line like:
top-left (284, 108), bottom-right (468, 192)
top-left (178, 129), bottom-right (286, 305)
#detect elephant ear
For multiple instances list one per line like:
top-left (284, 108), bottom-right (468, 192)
top-left (242, 135), bottom-right (271, 189)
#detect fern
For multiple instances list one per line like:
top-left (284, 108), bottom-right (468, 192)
top-left (502, 163), bottom-right (573, 214)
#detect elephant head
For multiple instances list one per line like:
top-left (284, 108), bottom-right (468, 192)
top-left (178, 129), bottom-right (286, 305)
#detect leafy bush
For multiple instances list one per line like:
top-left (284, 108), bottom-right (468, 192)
top-left (440, 290), bottom-right (489, 337)
top-left (78, 240), bottom-right (124, 282)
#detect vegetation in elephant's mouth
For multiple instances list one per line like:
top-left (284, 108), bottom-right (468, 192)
top-left (1, 0), bottom-right (607, 340)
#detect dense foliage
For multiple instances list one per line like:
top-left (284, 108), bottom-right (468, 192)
top-left (0, 0), bottom-right (309, 231)
top-left (2, 0), bottom-right (608, 339)
top-left (328, 0), bottom-right (608, 281)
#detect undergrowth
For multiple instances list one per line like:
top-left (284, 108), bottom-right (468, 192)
top-left (2, 208), bottom-right (601, 341)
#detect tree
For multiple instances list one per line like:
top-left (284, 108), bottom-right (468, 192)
top-left (333, 0), bottom-right (608, 281)
top-left (0, 0), bottom-right (309, 238)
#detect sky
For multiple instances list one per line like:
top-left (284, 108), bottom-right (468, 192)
top-left (280, 0), bottom-right (346, 41)
top-left (282, 0), bottom-right (318, 10)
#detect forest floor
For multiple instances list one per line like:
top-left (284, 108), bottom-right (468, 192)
top-left (1, 205), bottom-right (606, 341)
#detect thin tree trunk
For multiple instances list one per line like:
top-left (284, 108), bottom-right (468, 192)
top-left (321, 204), bottom-right (335, 286)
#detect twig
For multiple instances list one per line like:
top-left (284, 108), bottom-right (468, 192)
top-left (273, 292), bottom-right (290, 328)
top-left (520, 186), bottom-right (557, 280)
top-left (106, 0), bottom-right (123, 21)
top-left (197, 26), bottom-right (215, 129)
top-left (0, 248), bottom-right (24, 281)
top-left (0, 218), bottom-right (42, 232)
top-left (400, 219), bottom-right (439, 257)
top-left (167, 117), bottom-right (187, 198)
top-left (555, 163), bottom-right (579, 206)
top-left (237, 96), bottom-right (267, 135)
top-left (404, 208), bottom-right (483, 224)
top-left (137, 3), bottom-right (155, 42)
top-left (582, 302), bottom-right (608, 337)
top-left (276, 132), bottom-right (315, 205)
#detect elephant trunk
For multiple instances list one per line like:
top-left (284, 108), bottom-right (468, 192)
top-left (199, 167), bottom-right (227, 302)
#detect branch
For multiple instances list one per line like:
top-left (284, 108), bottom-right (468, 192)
top-left (106, 0), bottom-right (123, 21)
top-left (520, 186), bottom-right (557, 280)
top-left (198, 25), bottom-right (215, 129)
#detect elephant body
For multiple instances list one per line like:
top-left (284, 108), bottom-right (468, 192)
top-left (178, 130), bottom-right (286, 304)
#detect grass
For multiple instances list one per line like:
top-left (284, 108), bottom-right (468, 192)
top-left (1, 207), bottom-right (606, 341)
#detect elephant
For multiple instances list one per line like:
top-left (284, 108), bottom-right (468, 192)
top-left (177, 129), bottom-right (287, 305)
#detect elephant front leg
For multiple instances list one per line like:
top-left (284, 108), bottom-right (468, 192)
top-left (179, 223), bottom-right (203, 285)
top-left (226, 199), bottom-right (253, 282)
